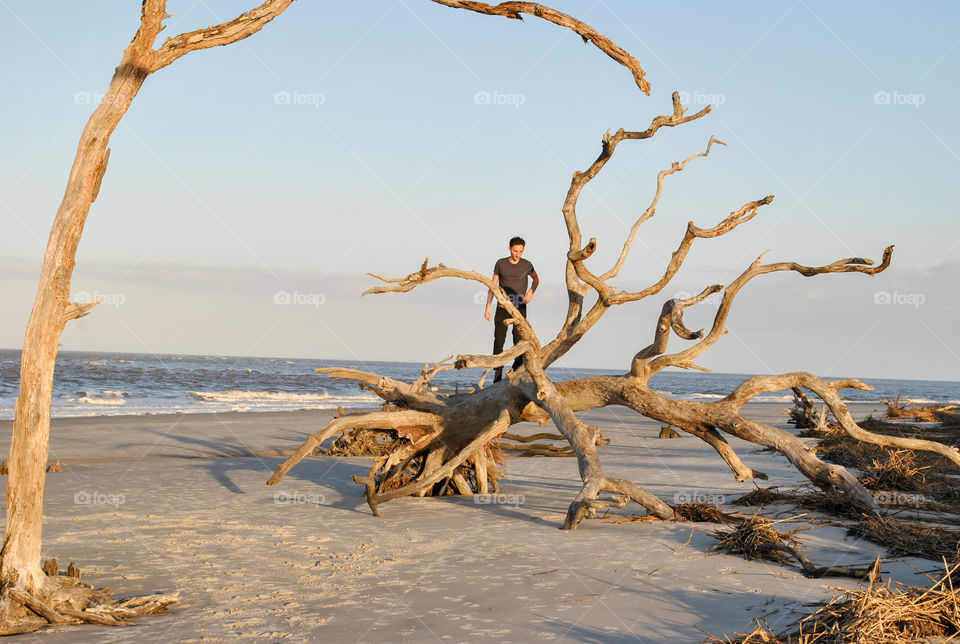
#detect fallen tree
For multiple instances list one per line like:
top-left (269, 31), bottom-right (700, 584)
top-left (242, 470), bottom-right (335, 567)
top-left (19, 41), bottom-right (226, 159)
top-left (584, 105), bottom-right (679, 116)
top-left (268, 94), bottom-right (960, 530)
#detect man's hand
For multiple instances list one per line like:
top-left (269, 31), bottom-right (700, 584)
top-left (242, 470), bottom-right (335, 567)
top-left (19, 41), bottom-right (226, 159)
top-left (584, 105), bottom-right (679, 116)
top-left (523, 289), bottom-right (534, 304)
top-left (484, 303), bottom-right (492, 321)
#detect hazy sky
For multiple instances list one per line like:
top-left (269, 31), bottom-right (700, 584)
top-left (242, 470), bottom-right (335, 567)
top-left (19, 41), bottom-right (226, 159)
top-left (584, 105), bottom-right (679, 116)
top-left (1, 1), bottom-right (958, 382)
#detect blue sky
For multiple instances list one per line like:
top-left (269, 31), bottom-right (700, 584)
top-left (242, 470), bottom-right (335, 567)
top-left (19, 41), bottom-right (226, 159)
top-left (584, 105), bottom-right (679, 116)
top-left (1, 1), bottom-right (958, 381)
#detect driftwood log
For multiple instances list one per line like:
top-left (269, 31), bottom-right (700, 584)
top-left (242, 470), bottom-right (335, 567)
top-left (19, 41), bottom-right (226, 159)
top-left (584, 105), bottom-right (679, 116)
top-left (268, 91), bottom-right (960, 531)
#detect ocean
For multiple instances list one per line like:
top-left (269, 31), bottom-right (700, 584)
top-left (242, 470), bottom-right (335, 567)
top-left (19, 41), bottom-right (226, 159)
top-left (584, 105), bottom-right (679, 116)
top-left (0, 349), bottom-right (957, 420)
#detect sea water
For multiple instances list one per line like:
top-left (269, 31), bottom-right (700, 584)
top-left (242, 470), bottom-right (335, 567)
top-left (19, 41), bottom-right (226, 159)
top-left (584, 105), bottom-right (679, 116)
top-left (0, 349), bottom-right (956, 420)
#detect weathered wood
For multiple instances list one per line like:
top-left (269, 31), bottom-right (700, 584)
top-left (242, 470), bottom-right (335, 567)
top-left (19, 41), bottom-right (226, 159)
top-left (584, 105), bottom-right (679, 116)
top-left (267, 86), bottom-right (933, 533)
top-left (3, 0), bottom-right (290, 630)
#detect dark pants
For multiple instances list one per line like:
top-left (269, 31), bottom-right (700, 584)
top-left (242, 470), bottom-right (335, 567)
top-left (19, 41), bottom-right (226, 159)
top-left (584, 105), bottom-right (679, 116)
top-left (493, 304), bottom-right (525, 381)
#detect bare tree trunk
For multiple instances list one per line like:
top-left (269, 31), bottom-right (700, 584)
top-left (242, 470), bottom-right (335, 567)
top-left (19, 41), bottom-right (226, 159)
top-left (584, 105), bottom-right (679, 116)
top-left (2, 0), bottom-right (293, 630)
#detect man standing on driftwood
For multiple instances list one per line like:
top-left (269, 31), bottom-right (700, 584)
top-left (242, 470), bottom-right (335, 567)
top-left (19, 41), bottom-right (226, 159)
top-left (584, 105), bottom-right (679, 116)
top-left (484, 236), bottom-right (539, 382)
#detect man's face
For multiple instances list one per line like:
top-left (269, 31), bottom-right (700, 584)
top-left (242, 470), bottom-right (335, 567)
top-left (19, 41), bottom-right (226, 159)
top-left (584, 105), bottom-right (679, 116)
top-left (510, 244), bottom-right (525, 262)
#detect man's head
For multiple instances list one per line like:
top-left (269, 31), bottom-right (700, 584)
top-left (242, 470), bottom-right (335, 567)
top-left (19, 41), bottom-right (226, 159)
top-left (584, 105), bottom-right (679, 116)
top-left (509, 236), bottom-right (525, 262)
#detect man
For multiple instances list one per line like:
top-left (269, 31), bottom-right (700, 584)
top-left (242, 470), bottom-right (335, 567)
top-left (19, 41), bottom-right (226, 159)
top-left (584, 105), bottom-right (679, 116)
top-left (484, 236), bottom-right (539, 382)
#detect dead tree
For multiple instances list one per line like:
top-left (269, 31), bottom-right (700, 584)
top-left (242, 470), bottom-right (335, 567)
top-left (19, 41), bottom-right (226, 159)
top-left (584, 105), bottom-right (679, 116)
top-left (268, 92), bottom-right (960, 529)
top-left (2, 0), bottom-right (295, 633)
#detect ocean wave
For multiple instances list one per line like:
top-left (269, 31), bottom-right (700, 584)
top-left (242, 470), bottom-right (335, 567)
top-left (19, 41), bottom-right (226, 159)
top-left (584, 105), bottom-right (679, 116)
top-left (76, 390), bottom-right (132, 399)
top-left (187, 390), bottom-right (377, 403)
top-left (74, 396), bottom-right (126, 405)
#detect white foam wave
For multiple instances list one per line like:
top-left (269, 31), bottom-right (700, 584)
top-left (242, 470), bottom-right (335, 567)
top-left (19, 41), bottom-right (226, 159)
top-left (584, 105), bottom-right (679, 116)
top-left (75, 396), bottom-right (126, 406)
top-left (187, 390), bottom-right (376, 404)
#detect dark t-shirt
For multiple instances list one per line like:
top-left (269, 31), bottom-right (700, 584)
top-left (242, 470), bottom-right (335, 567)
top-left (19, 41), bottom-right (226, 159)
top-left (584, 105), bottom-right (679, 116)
top-left (494, 257), bottom-right (535, 307)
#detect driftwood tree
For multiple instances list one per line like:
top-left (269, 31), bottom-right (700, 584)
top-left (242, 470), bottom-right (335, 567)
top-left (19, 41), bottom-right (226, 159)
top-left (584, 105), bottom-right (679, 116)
top-left (2, 0), bottom-right (299, 633)
top-left (268, 106), bottom-right (960, 526)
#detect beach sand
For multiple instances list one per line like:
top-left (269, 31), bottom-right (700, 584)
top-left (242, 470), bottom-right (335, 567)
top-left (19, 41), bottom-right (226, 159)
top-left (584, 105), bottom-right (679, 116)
top-left (0, 401), bottom-right (935, 642)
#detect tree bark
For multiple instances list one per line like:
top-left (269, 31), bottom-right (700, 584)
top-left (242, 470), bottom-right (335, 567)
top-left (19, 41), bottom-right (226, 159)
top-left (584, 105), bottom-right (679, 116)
top-left (3, 0), bottom-right (292, 629)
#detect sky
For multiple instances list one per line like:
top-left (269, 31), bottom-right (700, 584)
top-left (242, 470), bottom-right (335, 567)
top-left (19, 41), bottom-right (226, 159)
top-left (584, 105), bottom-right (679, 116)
top-left (0, 1), bottom-right (958, 382)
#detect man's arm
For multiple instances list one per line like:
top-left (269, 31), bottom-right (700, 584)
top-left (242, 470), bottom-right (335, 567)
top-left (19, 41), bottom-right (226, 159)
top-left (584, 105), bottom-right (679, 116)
top-left (524, 269), bottom-right (539, 304)
top-left (484, 273), bottom-right (500, 321)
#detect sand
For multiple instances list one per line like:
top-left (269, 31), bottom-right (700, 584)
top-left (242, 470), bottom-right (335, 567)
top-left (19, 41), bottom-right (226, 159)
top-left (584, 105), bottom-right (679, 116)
top-left (0, 401), bottom-right (935, 642)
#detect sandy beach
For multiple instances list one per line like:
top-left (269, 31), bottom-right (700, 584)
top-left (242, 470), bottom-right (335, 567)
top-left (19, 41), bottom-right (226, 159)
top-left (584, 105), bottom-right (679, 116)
top-left (0, 401), bottom-right (937, 642)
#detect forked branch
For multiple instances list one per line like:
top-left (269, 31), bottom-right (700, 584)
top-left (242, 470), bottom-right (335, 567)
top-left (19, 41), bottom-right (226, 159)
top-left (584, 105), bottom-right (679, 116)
top-left (149, 0), bottom-right (296, 71)
top-left (649, 246), bottom-right (895, 374)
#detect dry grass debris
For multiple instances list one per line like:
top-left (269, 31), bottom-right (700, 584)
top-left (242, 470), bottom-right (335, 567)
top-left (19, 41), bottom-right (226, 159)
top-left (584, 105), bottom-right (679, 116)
top-left (708, 561), bottom-right (960, 643)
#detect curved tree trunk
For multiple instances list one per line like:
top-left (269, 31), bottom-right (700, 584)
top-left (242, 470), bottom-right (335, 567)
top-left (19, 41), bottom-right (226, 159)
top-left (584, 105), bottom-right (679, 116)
top-left (3, 44), bottom-right (149, 603)
top-left (2, 0), bottom-right (293, 630)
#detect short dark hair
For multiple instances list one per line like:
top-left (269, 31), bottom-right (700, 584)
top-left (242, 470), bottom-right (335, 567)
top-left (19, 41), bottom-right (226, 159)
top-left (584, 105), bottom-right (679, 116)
top-left (509, 236), bottom-right (525, 247)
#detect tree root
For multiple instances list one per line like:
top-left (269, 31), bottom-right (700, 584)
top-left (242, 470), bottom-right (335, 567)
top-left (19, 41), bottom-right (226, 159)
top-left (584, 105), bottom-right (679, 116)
top-left (0, 570), bottom-right (179, 634)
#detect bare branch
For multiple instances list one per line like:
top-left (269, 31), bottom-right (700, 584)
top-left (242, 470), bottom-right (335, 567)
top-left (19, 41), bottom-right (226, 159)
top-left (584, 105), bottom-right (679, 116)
top-left (411, 356), bottom-right (455, 393)
top-left (544, 93), bottom-right (713, 365)
top-left (455, 342), bottom-right (530, 370)
top-left (62, 300), bottom-right (99, 323)
top-left (150, 0), bottom-right (295, 71)
top-left (724, 372), bottom-right (960, 468)
top-left (428, 0), bottom-right (651, 94)
top-left (267, 410), bottom-right (441, 486)
top-left (647, 246), bottom-right (894, 374)
top-left (609, 195), bottom-right (773, 305)
top-left (317, 367), bottom-right (445, 409)
top-left (363, 262), bottom-right (538, 350)
top-left (600, 136), bottom-right (726, 282)
top-left (630, 286), bottom-right (721, 376)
